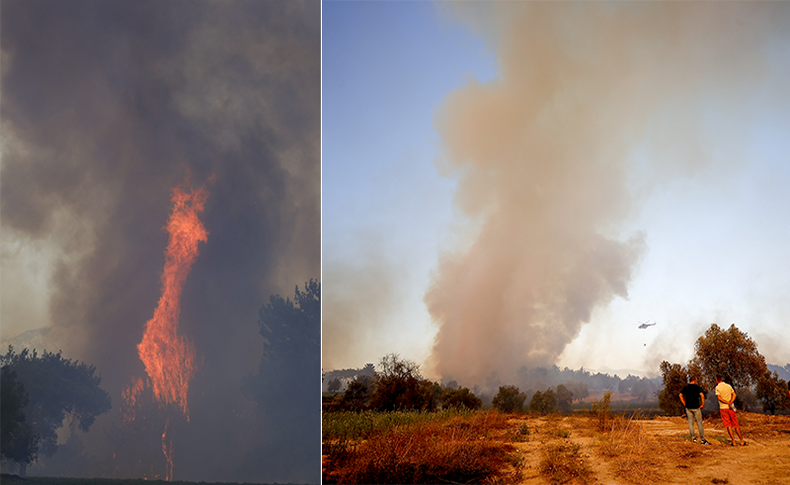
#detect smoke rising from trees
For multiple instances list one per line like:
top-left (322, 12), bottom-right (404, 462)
top-left (1, 1), bottom-right (319, 482)
top-left (426, 2), bottom-right (790, 385)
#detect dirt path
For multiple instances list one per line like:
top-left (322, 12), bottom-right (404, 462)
top-left (507, 413), bottom-right (790, 485)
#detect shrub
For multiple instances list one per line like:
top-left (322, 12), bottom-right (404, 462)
top-left (442, 387), bottom-right (483, 410)
top-left (369, 354), bottom-right (439, 411)
top-left (529, 388), bottom-right (558, 414)
top-left (508, 422), bottom-right (530, 442)
top-left (493, 385), bottom-right (526, 413)
top-left (590, 389), bottom-right (613, 431)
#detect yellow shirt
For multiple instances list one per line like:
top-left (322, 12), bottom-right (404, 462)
top-left (715, 382), bottom-right (735, 410)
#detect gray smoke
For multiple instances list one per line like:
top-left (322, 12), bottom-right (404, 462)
top-left (427, 2), bottom-right (790, 386)
top-left (1, 0), bottom-right (319, 482)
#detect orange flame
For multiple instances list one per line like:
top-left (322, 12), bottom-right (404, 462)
top-left (162, 418), bottom-right (174, 481)
top-left (121, 376), bottom-right (146, 425)
top-left (137, 180), bottom-right (210, 417)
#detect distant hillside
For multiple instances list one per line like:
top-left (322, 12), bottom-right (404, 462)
top-left (768, 363), bottom-right (790, 381)
top-left (0, 327), bottom-right (57, 354)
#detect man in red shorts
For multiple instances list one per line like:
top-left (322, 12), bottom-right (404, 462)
top-left (715, 375), bottom-right (745, 446)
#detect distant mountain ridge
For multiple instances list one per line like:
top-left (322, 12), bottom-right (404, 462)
top-left (1, 327), bottom-right (57, 353)
top-left (768, 363), bottom-right (790, 381)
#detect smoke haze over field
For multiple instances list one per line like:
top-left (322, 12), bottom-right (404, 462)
top-left (1, 1), bottom-right (319, 482)
top-left (426, 2), bottom-right (790, 386)
top-left (426, 3), bottom-right (787, 382)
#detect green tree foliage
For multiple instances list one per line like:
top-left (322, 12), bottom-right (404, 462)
top-left (441, 387), bottom-right (482, 410)
top-left (421, 380), bottom-right (444, 410)
top-left (756, 371), bottom-right (790, 415)
top-left (492, 386), bottom-right (526, 413)
top-left (369, 354), bottom-right (437, 411)
top-left (687, 323), bottom-right (767, 390)
top-left (529, 389), bottom-right (558, 414)
top-left (0, 346), bottom-right (111, 458)
top-left (555, 384), bottom-right (574, 413)
top-left (1, 366), bottom-right (40, 466)
top-left (657, 361), bottom-right (688, 417)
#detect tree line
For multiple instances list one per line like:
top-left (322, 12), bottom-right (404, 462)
top-left (326, 324), bottom-right (789, 417)
top-left (324, 353), bottom-right (585, 415)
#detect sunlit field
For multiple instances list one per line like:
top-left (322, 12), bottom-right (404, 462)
top-left (322, 402), bottom-right (790, 484)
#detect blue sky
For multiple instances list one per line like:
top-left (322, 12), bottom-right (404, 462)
top-left (322, 1), bottom-right (790, 383)
top-left (322, 1), bottom-right (496, 371)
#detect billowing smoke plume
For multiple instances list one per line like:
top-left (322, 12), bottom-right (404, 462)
top-left (1, 1), bottom-right (319, 482)
top-left (427, 2), bottom-right (789, 386)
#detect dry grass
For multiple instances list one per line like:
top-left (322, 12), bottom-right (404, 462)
top-left (506, 421), bottom-right (531, 442)
top-left (323, 411), bottom-right (522, 484)
top-left (596, 415), bottom-right (662, 484)
top-left (539, 442), bottom-right (593, 485)
top-left (732, 412), bottom-right (790, 438)
top-left (594, 413), bottom-right (716, 485)
top-left (323, 410), bottom-right (790, 484)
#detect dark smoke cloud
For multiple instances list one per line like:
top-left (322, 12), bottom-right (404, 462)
top-left (1, 0), bottom-right (319, 482)
top-left (427, 2), bottom-right (789, 386)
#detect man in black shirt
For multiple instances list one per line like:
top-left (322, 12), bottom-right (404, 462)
top-left (679, 376), bottom-right (710, 445)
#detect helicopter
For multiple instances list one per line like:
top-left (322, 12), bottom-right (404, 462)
top-left (638, 320), bottom-right (656, 329)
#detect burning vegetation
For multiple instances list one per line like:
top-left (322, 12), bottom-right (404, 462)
top-left (125, 177), bottom-right (211, 480)
top-left (137, 179), bottom-right (211, 418)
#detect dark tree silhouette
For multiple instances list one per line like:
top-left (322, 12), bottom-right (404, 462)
top-left (341, 376), bottom-right (372, 412)
top-left (244, 280), bottom-right (320, 403)
top-left (1, 346), bottom-right (111, 461)
top-left (241, 280), bottom-right (320, 477)
top-left (1, 366), bottom-right (40, 468)
top-left (327, 378), bottom-right (342, 393)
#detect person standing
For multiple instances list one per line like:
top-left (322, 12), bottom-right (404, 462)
top-left (679, 376), bottom-right (710, 444)
top-left (715, 375), bottom-right (746, 446)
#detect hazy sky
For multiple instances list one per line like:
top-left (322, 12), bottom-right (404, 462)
top-left (2, 0), bottom-right (319, 482)
top-left (322, 1), bottom-right (790, 385)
